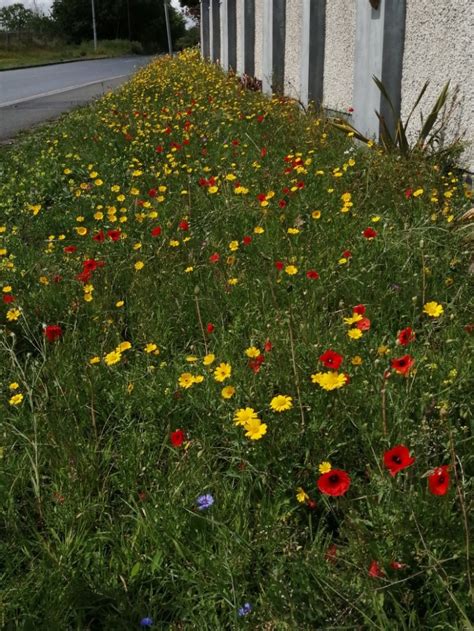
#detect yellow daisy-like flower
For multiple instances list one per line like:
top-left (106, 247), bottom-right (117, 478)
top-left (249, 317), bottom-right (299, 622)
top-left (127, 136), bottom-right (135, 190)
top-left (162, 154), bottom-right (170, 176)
top-left (311, 210), bottom-right (321, 219)
top-left (229, 240), bottom-right (239, 251)
top-left (343, 313), bottom-right (363, 325)
top-left (9, 382), bottom-right (19, 390)
top-left (347, 328), bottom-right (363, 340)
top-left (270, 395), bottom-right (293, 412)
top-left (75, 227), bottom-right (87, 236)
top-left (244, 418), bottom-right (267, 440)
top-left (285, 265), bottom-right (298, 275)
top-left (115, 300), bottom-right (124, 308)
top-left (6, 308), bottom-right (21, 322)
top-left (228, 278), bottom-right (238, 286)
top-left (221, 385), bottom-right (236, 399)
top-left (377, 345), bottom-right (390, 356)
top-left (116, 341), bottom-right (132, 353)
top-left (134, 261), bottom-right (144, 271)
top-left (254, 226), bottom-right (265, 234)
top-left (145, 343), bottom-right (158, 354)
top-left (413, 188), bottom-right (424, 197)
top-left (208, 186), bottom-right (218, 194)
top-left (9, 393), bottom-right (24, 406)
top-left (185, 266), bottom-right (194, 273)
top-left (296, 487), bottom-right (309, 503)
top-left (245, 346), bottom-right (261, 358)
top-left (104, 350), bottom-right (122, 366)
top-left (213, 362), bottom-right (231, 382)
top-left (318, 461), bottom-right (332, 474)
top-left (423, 301), bottom-right (444, 317)
top-left (287, 228), bottom-right (300, 235)
top-left (203, 353), bottom-right (215, 366)
top-left (89, 356), bottom-right (100, 365)
top-left (351, 355), bottom-right (363, 366)
top-left (186, 355), bottom-right (198, 363)
top-left (193, 375), bottom-right (204, 384)
top-left (311, 371), bottom-right (347, 391)
top-left (233, 407), bottom-right (258, 427)
top-left (178, 372), bottom-right (195, 389)
top-left (3, 285), bottom-right (12, 293)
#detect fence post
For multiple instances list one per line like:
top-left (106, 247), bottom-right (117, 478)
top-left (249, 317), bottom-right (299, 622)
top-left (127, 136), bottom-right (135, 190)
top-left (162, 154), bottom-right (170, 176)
top-left (241, 0), bottom-right (255, 76)
top-left (200, 0), bottom-right (210, 59)
top-left (300, 0), bottom-right (326, 107)
top-left (262, 0), bottom-right (286, 95)
top-left (353, 0), bottom-right (406, 139)
top-left (221, 0), bottom-right (237, 70)
top-left (210, 0), bottom-right (221, 63)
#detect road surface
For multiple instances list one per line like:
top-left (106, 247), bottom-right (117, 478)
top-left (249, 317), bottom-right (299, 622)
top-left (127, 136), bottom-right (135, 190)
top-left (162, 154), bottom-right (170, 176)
top-left (0, 56), bottom-right (154, 140)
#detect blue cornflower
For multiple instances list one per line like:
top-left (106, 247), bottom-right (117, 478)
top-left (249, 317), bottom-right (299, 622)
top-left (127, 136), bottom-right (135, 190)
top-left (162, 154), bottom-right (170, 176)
top-left (238, 602), bottom-right (252, 617)
top-left (196, 493), bottom-right (214, 510)
top-left (140, 617), bottom-right (154, 627)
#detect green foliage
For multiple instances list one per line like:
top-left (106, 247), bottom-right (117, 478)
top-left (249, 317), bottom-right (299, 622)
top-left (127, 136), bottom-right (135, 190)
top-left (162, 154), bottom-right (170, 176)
top-left (0, 3), bottom-right (34, 31)
top-left (0, 50), bottom-right (472, 628)
top-left (330, 77), bottom-right (464, 165)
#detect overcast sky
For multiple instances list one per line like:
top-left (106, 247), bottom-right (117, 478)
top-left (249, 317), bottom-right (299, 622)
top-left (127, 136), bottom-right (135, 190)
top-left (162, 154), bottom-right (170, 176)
top-left (0, 0), bottom-right (184, 13)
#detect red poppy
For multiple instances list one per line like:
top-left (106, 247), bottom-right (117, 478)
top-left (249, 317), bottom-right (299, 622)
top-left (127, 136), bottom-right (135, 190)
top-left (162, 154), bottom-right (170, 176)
top-left (155, 145), bottom-right (164, 153)
top-left (107, 229), bottom-right (121, 241)
top-left (261, 147), bottom-right (267, 158)
top-left (343, 250), bottom-right (352, 259)
top-left (404, 188), bottom-right (413, 199)
top-left (206, 323), bottom-right (215, 334)
top-left (362, 227), bottom-right (377, 239)
top-left (82, 259), bottom-right (104, 272)
top-left (151, 226), bottom-right (162, 237)
top-left (428, 465), bottom-right (450, 496)
top-left (278, 199), bottom-right (287, 208)
top-left (63, 245), bottom-right (77, 254)
top-left (44, 324), bottom-right (63, 343)
top-left (249, 354), bottom-right (265, 374)
top-left (306, 270), bottom-right (319, 280)
top-left (317, 469), bottom-right (351, 496)
top-left (93, 230), bottom-right (105, 242)
top-left (3, 294), bottom-right (14, 304)
top-left (368, 560), bottom-right (384, 578)
top-left (306, 499), bottom-right (317, 510)
top-left (352, 304), bottom-right (365, 315)
top-left (209, 253), bottom-right (220, 264)
top-left (274, 261), bottom-right (284, 271)
top-left (356, 317), bottom-right (371, 331)
top-left (178, 220), bottom-right (189, 231)
top-left (397, 327), bottom-right (415, 346)
top-left (170, 429), bottom-right (184, 447)
top-left (148, 188), bottom-right (157, 198)
top-left (242, 236), bottom-right (252, 246)
top-left (383, 445), bottom-right (415, 476)
top-left (390, 354), bottom-right (415, 375)
top-left (319, 349), bottom-right (343, 370)
top-left (264, 339), bottom-right (272, 352)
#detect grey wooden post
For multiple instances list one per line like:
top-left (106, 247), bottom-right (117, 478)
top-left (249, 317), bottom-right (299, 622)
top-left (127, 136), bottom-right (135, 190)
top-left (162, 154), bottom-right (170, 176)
top-left (262, 0), bottom-right (286, 95)
top-left (221, 0), bottom-right (237, 70)
top-left (210, 0), bottom-right (221, 63)
top-left (200, 0), bottom-right (210, 59)
top-left (353, 0), bottom-right (406, 139)
top-left (300, 0), bottom-right (326, 107)
top-left (243, 0), bottom-right (255, 76)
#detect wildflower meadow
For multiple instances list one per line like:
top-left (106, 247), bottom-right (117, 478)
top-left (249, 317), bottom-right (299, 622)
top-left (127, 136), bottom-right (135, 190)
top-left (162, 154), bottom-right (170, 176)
top-left (0, 49), bottom-right (472, 628)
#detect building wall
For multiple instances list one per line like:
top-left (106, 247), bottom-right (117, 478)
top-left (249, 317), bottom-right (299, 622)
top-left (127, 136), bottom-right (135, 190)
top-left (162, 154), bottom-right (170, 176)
top-left (323, 0), bottom-right (355, 113)
top-left (284, 0), bottom-right (303, 99)
top-left (401, 0), bottom-right (474, 167)
top-left (254, 0), bottom-right (264, 80)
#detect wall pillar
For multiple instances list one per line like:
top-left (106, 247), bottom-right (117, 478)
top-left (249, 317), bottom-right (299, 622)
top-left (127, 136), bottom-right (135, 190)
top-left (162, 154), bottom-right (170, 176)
top-left (243, 0), bottom-right (255, 76)
top-left (210, 0), bottom-right (221, 63)
top-left (353, 0), bottom-right (406, 138)
top-left (300, 0), bottom-right (325, 107)
top-left (221, 0), bottom-right (237, 70)
top-left (200, 0), bottom-right (210, 59)
top-left (262, 0), bottom-right (286, 95)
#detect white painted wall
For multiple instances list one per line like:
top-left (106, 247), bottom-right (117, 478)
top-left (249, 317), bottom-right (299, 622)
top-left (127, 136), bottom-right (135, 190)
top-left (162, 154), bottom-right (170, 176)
top-left (254, 0), bottom-right (264, 80)
top-left (323, 0), bottom-right (355, 113)
top-left (284, 0), bottom-right (303, 100)
top-left (402, 0), bottom-right (474, 168)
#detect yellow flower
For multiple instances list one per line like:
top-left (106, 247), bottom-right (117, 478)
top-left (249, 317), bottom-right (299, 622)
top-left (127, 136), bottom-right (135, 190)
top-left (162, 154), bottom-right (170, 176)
top-left (9, 393), bottom-right (23, 406)
top-left (75, 227), bottom-right (87, 236)
top-left (311, 371), bottom-right (347, 391)
top-left (423, 301), bottom-right (444, 317)
top-left (229, 240), bottom-right (239, 251)
top-left (270, 395), bottom-right (293, 412)
top-left (351, 355), bottom-right (363, 366)
top-left (254, 226), bottom-right (265, 234)
top-left (6, 308), bottom-right (21, 321)
top-left (228, 278), bottom-right (238, 286)
top-left (193, 375), bottom-right (205, 384)
top-left (186, 355), bottom-right (198, 363)
top-left (221, 385), bottom-right (235, 399)
top-left (169, 240), bottom-right (180, 247)
top-left (9, 382), bottom-right (19, 390)
top-left (343, 313), bottom-right (363, 325)
top-left (347, 328), bottom-right (363, 340)
top-left (178, 372), bottom-right (195, 389)
top-left (244, 417), bottom-right (267, 440)
top-left (89, 356), bottom-right (100, 365)
top-left (287, 228), bottom-right (300, 235)
top-left (134, 261), bottom-right (144, 271)
top-left (184, 266), bottom-right (194, 273)
top-left (116, 300), bottom-right (124, 308)
top-left (296, 487), bottom-right (309, 503)
top-left (2, 286), bottom-right (12, 293)
top-left (233, 407), bottom-right (258, 426)
top-left (245, 346), bottom-right (261, 358)
top-left (341, 192), bottom-right (351, 203)
top-left (377, 345), bottom-right (390, 356)
top-left (104, 350), bottom-right (122, 366)
top-left (84, 293), bottom-right (93, 302)
top-left (318, 461), bottom-right (332, 474)
top-left (208, 186), bottom-right (218, 194)
top-left (145, 343), bottom-right (158, 354)
top-left (213, 362), bottom-right (231, 382)
top-left (338, 257), bottom-right (348, 265)
top-left (311, 210), bottom-right (321, 219)
top-left (116, 341), bottom-right (132, 353)
top-left (285, 265), bottom-right (298, 275)
top-left (413, 188), bottom-right (424, 197)
top-left (203, 353), bottom-right (215, 366)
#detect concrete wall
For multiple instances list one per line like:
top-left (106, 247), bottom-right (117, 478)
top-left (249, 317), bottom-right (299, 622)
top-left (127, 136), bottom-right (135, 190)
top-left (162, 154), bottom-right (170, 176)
top-left (401, 0), bottom-right (474, 167)
top-left (284, 0), bottom-right (303, 99)
top-left (323, 0), bottom-right (355, 113)
top-left (254, 0), bottom-right (264, 80)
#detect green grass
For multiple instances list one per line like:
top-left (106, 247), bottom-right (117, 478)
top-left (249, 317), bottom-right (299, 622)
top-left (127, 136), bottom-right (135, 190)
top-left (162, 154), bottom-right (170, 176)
top-left (0, 49), bottom-right (472, 629)
top-left (0, 39), bottom-right (142, 70)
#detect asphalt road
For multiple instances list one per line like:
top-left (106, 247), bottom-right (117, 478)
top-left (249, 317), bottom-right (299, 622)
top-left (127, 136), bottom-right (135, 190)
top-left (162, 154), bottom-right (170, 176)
top-left (0, 56), bottom-right (154, 140)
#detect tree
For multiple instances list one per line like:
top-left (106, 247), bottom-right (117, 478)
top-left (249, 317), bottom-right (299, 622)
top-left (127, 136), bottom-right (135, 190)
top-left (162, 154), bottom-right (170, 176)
top-left (0, 3), bottom-right (34, 32)
top-left (51, 0), bottom-right (185, 51)
top-left (178, 0), bottom-right (200, 22)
